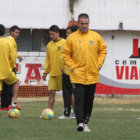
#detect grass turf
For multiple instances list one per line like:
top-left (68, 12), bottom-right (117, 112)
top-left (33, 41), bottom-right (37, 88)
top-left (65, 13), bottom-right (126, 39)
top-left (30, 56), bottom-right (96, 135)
top-left (0, 97), bottom-right (140, 140)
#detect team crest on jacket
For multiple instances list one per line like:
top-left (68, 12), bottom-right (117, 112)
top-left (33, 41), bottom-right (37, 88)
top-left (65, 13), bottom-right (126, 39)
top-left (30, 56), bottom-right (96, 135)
top-left (57, 46), bottom-right (61, 51)
top-left (89, 40), bottom-right (94, 46)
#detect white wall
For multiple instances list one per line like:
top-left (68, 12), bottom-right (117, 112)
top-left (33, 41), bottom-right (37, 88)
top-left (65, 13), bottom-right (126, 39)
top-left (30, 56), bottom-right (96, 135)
top-left (0, 0), bottom-right (140, 30)
top-left (75, 0), bottom-right (140, 30)
top-left (0, 0), bottom-right (69, 29)
top-left (99, 31), bottom-right (140, 87)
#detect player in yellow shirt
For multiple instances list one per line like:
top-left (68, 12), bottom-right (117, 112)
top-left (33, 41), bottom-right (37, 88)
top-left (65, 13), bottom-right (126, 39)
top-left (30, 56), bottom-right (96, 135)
top-left (1, 25), bottom-right (22, 110)
top-left (7, 26), bottom-right (23, 63)
top-left (42, 25), bottom-right (65, 110)
top-left (0, 24), bottom-right (19, 109)
top-left (62, 13), bottom-right (107, 132)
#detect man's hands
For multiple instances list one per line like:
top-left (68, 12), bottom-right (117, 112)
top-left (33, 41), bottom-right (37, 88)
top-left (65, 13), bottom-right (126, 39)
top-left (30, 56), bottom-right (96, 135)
top-left (18, 55), bottom-right (23, 62)
top-left (98, 66), bottom-right (101, 71)
top-left (42, 73), bottom-right (47, 81)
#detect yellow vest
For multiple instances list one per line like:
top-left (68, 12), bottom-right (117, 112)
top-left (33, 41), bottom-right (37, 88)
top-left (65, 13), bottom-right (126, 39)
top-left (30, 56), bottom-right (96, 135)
top-left (62, 29), bottom-right (107, 85)
top-left (0, 37), bottom-right (15, 79)
top-left (6, 36), bottom-right (19, 68)
top-left (44, 38), bottom-right (65, 76)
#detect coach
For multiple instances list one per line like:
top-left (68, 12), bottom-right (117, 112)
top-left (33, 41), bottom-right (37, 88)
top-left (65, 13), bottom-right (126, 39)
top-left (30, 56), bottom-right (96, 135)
top-left (62, 13), bottom-right (107, 132)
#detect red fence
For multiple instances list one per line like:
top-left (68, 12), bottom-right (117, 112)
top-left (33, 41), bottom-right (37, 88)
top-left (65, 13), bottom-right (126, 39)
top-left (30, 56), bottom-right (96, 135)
top-left (18, 85), bottom-right (48, 97)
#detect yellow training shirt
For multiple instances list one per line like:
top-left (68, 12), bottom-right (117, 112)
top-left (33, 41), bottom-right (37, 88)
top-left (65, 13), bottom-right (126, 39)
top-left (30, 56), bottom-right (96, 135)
top-left (6, 36), bottom-right (19, 68)
top-left (62, 29), bottom-right (107, 85)
top-left (0, 37), bottom-right (15, 79)
top-left (44, 38), bottom-right (65, 76)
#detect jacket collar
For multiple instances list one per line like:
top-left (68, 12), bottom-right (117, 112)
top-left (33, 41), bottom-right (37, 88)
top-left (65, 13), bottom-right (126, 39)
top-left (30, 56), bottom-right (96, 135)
top-left (77, 29), bottom-right (89, 35)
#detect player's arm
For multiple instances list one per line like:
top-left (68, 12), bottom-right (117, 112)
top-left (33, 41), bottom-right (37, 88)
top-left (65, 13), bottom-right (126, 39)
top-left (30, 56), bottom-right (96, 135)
top-left (17, 54), bottom-right (23, 62)
top-left (16, 53), bottom-right (19, 58)
top-left (9, 43), bottom-right (15, 69)
top-left (61, 37), bottom-right (76, 72)
top-left (60, 55), bottom-right (64, 73)
top-left (97, 35), bottom-right (107, 70)
top-left (60, 44), bottom-right (65, 73)
top-left (42, 46), bottom-right (50, 81)
top-left (15, 43), bottom-right (23, 62)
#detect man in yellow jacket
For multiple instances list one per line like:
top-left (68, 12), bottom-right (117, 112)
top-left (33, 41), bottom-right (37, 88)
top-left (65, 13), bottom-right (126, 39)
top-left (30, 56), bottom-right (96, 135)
top-left (42, 25), bottom-right (65, 110)
top-left (62, 13), bottom-right (107, 132)
top-left (1, 25), bottom-right (22, 110)
top-left (0, 24), bottom-right (19, 108)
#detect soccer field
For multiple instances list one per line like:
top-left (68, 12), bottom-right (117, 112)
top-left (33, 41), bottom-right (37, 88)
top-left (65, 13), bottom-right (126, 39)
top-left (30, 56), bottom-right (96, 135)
top-left (0, 97), bottom-right (140, 140)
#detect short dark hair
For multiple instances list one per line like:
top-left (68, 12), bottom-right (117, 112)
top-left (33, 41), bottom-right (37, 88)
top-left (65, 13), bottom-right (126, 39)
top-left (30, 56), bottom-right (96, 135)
top-left (78, 13), bottom-right (89, 22)
top-left (49, 25), bottom-right (60, 33)
top-left (67, 25), bottom-right (78, 33)
top-left (0, 24), bottom-right (5, 36)
top-left (10, 25), bottom-right (20, 32)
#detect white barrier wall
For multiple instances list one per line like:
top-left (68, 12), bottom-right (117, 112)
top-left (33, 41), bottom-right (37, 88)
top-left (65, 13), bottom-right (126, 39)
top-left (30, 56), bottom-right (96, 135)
top-left (16, 31), bottom-right (140, 94)
top-left (97, 31), bottom-right (140, 94)
top-left (0, 0), bottom-right (140, 30)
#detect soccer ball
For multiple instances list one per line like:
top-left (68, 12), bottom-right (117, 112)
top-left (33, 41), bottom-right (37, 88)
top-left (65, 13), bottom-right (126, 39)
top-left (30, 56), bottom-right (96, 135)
top-left (41, 108), bottom-right (54, 120)
top-left (8, 109), bottom-right (20, 118)
top-left (14, 108), bottom-right (20, 115)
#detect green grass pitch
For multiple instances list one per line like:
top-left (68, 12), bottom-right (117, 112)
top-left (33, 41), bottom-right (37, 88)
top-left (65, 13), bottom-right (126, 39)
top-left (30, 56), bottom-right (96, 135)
top-left (0, 97), bottom-right (140, 140)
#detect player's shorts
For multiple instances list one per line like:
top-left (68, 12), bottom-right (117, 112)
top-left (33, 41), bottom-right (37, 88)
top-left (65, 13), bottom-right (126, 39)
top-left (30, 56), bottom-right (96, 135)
top-left (0, 72), bottom-right (18, 91)
top-left (48, 75), bottom-right (62, 91)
